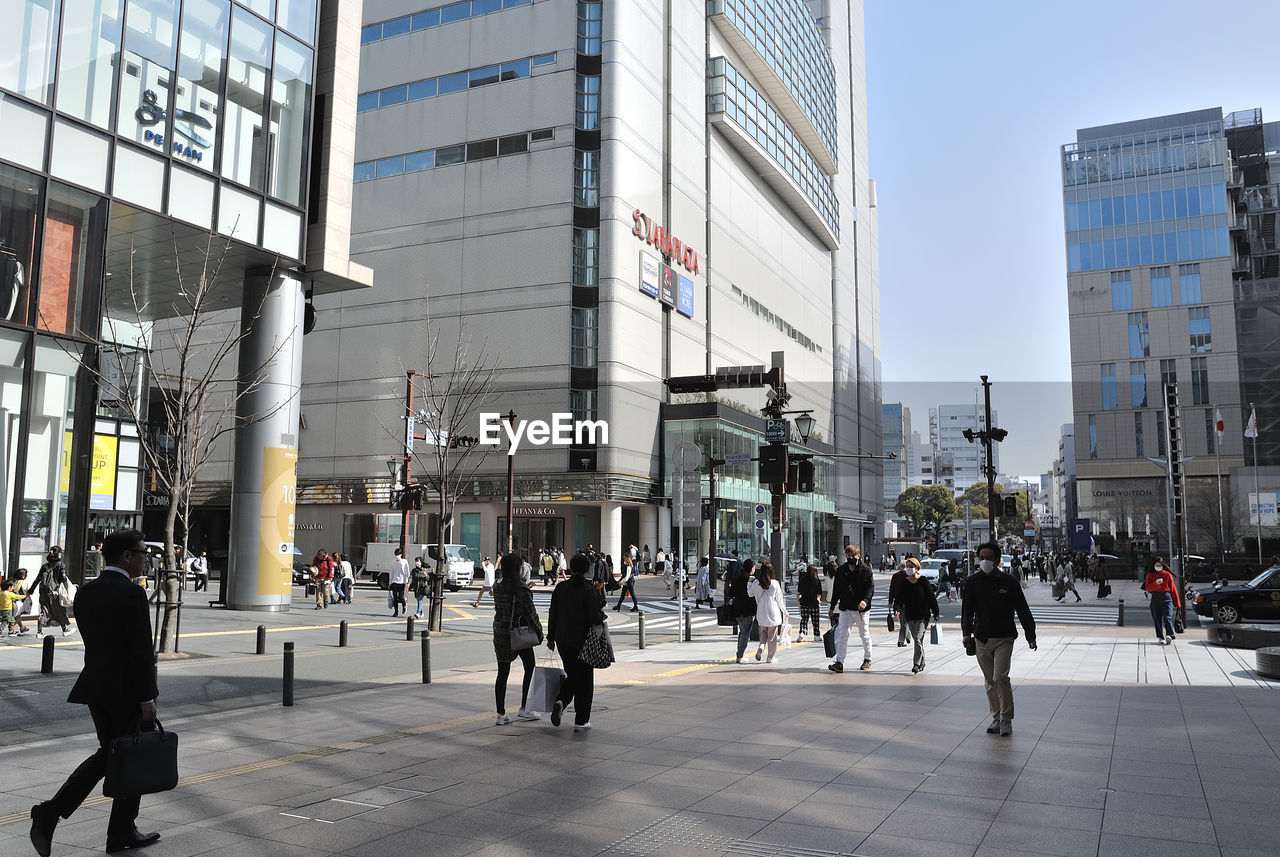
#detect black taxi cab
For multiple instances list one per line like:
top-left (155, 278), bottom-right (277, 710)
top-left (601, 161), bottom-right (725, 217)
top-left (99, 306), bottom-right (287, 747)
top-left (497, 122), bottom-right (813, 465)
top-left (1192, 564), bottom-right (1280, 624)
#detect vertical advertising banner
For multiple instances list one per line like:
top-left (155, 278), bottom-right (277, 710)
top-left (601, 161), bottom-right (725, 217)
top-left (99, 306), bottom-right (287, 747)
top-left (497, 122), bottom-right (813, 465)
top-left (89, 435), bottom-right (119, 510)
top-left (257, 446), bottom-right (297, 595)
top-left (677, 273), bottom-right (695, 317)
top-left (639, 252), bottom-right (660, 298)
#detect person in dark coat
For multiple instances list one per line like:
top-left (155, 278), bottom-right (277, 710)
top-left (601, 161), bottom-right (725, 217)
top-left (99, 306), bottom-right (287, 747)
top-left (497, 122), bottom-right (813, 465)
top-left (547, 553), bottom-right (606, 731)
top-left (828, 545), bottom-right (875, 672)
top-left (796, 564), bottom-right (823, 642)
top-left (30, 528), bottom-right (160, 856)
top-left (886, 563), bottom-right (910, 646)
top-left (33, 546), bottom-right (73, 636)
top-left (729, 558), bottom-right (758, 662)
top-left (961, 542), bottom-right (1037, 737)
top-left (492, 553), bottom-right (544, 724)
top-left (895, 558), bottom-right (940, 674)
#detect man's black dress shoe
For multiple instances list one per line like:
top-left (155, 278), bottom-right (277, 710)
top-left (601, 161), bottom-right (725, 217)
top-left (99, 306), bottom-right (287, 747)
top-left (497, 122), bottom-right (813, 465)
top-left (30, 803), bottom-right (58, 857)
top-left (105, 830), bottom-right (161, 853)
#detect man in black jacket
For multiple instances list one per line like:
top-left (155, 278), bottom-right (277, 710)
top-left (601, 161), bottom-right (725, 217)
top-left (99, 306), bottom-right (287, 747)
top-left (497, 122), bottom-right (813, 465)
top-left (30, 529), bottom-right (161, 855)
top-left (961, 542), bottom-right (1036, 737)
top-left (827, 545), bottom-right (875, 673)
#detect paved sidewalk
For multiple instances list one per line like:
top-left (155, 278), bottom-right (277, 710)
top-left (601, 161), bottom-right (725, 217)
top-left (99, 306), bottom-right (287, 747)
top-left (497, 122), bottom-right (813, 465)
top-left (0, 621), bottom-right (1276, 857)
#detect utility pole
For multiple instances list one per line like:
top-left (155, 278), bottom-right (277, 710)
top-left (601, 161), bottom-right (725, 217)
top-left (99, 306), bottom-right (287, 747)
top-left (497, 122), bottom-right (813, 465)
top-left (399, 370), bottom-right (417, 557)
top-left (962, 376), bottom-right (1008, 544)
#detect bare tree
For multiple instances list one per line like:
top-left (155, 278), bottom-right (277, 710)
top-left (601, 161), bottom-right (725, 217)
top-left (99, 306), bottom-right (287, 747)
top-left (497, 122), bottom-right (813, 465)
top-left (54, 229), bottom-right (290, 651)
top-left (1186, 481), bottom-right (1246, 559)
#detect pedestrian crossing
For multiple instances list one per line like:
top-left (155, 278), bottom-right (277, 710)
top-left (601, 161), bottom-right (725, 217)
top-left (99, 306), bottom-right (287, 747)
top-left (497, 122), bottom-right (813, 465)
top-left (1028, 604), bottom-right (1122, 626)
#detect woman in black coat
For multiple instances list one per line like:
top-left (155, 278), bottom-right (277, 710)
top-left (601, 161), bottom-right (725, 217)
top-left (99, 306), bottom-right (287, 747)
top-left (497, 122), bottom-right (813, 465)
top-left (730, 558), bottom-right (757, 663)
top-left (34, 547), bottom-right (72, 636)
top-left (547, 553), bottom-right (606, 731)
top-left (492, 554), bottom-right (543, 725)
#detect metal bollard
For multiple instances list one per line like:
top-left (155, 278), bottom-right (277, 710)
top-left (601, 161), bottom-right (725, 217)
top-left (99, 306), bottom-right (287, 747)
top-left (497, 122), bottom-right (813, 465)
top-left (421, 629), bottom-right (431, 684)
top-left (283, 642), bottom-right (295, 707)
top-left (256, 625), bottom-right (267, 655)
top-left (406, 615), bottom-right (415, 640)
top-left (684, 607), bottom-right (692, 642)
top-left (1117, 599), bottom-right (1125, 627)
top-left (339, 620), bottom-right (349, 647)
top-left (41, 634), bottom-right (55, 674)
top-left (638, 612), bottom-right (646, 649)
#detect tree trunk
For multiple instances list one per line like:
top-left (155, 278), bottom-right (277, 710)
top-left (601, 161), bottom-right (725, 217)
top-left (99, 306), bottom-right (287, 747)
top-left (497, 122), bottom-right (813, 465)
top-left (156, 571), bottom-right (181, 653)
top-left (159, 491), bottom-right (181, 653)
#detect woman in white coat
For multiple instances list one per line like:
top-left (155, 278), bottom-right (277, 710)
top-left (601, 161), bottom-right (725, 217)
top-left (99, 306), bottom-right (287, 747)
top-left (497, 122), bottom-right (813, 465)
top-left (747, 561), bottom-right (788, 663)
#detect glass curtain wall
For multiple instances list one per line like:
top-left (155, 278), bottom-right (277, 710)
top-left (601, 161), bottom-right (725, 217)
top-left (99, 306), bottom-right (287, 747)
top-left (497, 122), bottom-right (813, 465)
top-left (56, 0), bottom-right (125, 129)
top-left (0, 0), bottom-right (61, 103)
top-left (117, 0), bottom-right (181, 153)
top-left (222, 5), bottom-right (271, 190)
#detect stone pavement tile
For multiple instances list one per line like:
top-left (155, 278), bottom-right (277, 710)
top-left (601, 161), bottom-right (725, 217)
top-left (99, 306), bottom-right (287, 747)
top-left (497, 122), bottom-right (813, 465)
top-left (1106, 771), bottom-right (1206, 799)
top-left (1221, 847), bottom-right (1280, 857)
top-left (809, 781), bottom-right (914, 809)
top-left (916, 772), bottom-right (1014, 800)
top-left (465, 844), bottom-right (563, 857)
top-left (415, 806), bottom-right (548, 843)
top-left (1102, 788), bottom-right (1209, 820)
top-left (465, 761), bottom-right (557, 788)
top-left (493, 820), bottom-right (626, 857)
top-left (257, 816), bottom-right (408, 853)
top-left (857, 831), bottom-right (977, 857)
top-left (685, 789), bottom-right (795, 821)
top-left (836, 763), bottom-right (930, 790)
top-left (189, 835), bottom-right (326, 857)
top-left (749, 819), bottom-right (872, 853)
top-left (605, 782), bottom-right (712, 810)
top-left (1202, 779), bottom-right (1280, 806)
top-left (550, 798), bottom-right (674, 830)
top-left (642, 766), bottom-right (747, 791)
top-left (899, 791), bottom-right (1004, 821)
top-left (186, 802), bottom-right (313, 838)
top-left (753, 759), bottom-right (847, 782)
top-left (1101, 808), bottom-right (1216, 844)
top-left (363, 794), bottom-right (467, 827)
top-left (993, 799), bottom-right (1101, 831)
top-left (344, 826), bottom-right (486, 857)
top-left (1007, 780), bottom-right (1107, 809)
top-left (578, 759), bottom-right (675, 781)
top-left (770, 797), bottom-right (891, 832)
top-left (1009, 765), bottom-right (1107, 789)
top-left (1098, 832), bottom-right (1221, 857)
top-left (979, 820), bottom-right (1100, 857)
top-left (972, 847), bottom-right (1075, 857)
top-left (876, 808), bottom-right (993, 845)
top-left (1198, 820), bottom-right (1273, 853)
top-left (682, 754), bottom-right (773, 776)
top-left (532, 772), bottom-right (635, 797)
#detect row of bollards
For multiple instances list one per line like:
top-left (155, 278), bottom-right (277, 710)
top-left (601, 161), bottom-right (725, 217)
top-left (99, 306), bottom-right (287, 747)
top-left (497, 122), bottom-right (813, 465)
top-left (1117, 599), bottom-right (1125, 627)
top-left (276, 624), bottom-right (432, 706)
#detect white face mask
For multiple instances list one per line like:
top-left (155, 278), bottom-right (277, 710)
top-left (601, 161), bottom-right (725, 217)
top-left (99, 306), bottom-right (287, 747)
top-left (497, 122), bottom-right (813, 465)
top-left (1154, 564), bottom-right (1163, 571)
top-left (979, 559), bottom-right (996, 574)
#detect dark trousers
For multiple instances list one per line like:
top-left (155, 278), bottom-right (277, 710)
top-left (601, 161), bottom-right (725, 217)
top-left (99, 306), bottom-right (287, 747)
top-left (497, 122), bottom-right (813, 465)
top-left (495, 648), bottom-right (536, 713)
top-left (50, 704), bottom-right (146, 837)
top-left (557, 645), bottom-right (595, 725)
top-left (193, 574), bottom-right (207, 592)
top-left (614, 580), bottom-right (638, 610)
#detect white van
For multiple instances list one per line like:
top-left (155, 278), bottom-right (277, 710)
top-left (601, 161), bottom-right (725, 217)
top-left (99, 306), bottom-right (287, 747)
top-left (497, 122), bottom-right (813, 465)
top-left (363, 542), bottom-right (473, 591)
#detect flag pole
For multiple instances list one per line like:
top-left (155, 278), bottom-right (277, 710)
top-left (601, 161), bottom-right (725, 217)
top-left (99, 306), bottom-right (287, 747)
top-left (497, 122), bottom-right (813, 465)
top-left (1249, 402), bottom-right (1262, 565)
top-left (1214, 404), bottom-right (1224, 562)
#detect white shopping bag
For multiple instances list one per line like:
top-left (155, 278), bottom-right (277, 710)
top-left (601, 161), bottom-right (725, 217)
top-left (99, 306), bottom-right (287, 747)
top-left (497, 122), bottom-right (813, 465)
top-left (527, 665), bottom-right (565, 712)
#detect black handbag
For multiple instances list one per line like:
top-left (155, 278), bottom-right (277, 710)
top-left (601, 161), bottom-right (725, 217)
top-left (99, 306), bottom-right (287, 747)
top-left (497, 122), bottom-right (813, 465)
top-left (716, 603), bottom-right (735, 626)
top-left (104, 720), bottom-right (179, 797)
top-left (886, 613), bottom-right (895, 632)
top-left (578, 624), bottom-right (614, 669)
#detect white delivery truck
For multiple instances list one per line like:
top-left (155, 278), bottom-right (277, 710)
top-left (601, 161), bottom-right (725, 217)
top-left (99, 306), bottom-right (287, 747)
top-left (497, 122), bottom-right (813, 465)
top-left (363, 542), bottom-right (474, 591)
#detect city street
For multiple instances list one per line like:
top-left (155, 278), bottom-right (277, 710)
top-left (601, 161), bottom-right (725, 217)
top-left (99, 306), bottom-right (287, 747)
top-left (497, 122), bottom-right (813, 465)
top-left (1, 570), bottom-right (1276, 857)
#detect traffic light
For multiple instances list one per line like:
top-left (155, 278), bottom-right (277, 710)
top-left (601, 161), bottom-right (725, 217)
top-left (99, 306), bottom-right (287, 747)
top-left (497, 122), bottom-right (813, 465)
top-left (1003, 495), bottom-right (1018, 518)
top-left (758, 444), bottom-right (788, 485)
top-left (701, 497), bottom-right (713, 520)
top-left (448, 435), bottom-right (480, 449)
top-left (788, 458), bottom-right (815, 493)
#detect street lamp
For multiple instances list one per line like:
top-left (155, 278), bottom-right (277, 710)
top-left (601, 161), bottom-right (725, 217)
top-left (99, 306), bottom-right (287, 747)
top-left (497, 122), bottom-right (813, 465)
top-left (386, 458), bottom-right (400, 483)
top-left (793, 412), bottom-right (815, 444)
top-left (503, 409), bottom-right (516, 555)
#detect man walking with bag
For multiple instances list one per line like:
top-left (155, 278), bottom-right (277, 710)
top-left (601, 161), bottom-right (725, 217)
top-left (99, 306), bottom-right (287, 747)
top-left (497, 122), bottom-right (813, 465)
top-left (961, 542), bottom-right (1036, 737)
top-left (828, 545), bottom-right (875, 673)
top-left (31, 528), bottom-right (161, 855)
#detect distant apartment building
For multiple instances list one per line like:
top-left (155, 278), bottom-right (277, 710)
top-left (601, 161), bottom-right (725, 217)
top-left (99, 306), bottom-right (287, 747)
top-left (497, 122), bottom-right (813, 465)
top-left (1062, 107), bottom-right (1280, 550)
top-left (882, 402), bottom-right (911, 518)
top-left (905, 431), bottom-right (933, 488)
top-left (928, 402), bottom-right (997, 492)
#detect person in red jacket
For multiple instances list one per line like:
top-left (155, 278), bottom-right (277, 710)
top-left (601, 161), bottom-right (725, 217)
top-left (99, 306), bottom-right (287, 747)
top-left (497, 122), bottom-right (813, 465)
top-left (1142, 557), bottom-right (1182, 645)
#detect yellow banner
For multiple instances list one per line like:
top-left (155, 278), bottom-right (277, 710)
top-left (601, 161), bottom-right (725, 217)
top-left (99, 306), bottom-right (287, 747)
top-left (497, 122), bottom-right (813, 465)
top-left (90, 435), bottom-right (118, 509)
top-left (257, 446), bottom-right (297, 596)
top-left (60, 430), bottom-right (72, 494)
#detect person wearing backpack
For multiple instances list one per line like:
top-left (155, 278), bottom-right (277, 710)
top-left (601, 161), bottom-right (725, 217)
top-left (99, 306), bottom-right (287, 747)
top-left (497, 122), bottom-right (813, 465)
top-left (34, 547), bottom-right (73, 637)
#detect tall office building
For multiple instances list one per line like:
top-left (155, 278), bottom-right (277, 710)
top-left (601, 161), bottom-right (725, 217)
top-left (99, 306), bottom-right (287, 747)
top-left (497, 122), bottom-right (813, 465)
top-left (1062, 107), bottom-right (1280, 550)
top-left (1, 0), bottom-right (370, 605)
top-left (928, 402), bottom-right (995, 493)
top-left (882, 401), bottom-right (910, 519)
top-left (293, 0), bottom-right (882, 564)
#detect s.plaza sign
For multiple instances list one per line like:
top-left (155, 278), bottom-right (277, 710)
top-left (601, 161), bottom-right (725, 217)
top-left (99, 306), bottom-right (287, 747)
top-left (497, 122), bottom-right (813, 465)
top-left (633, 209), bottom-right (699, 274)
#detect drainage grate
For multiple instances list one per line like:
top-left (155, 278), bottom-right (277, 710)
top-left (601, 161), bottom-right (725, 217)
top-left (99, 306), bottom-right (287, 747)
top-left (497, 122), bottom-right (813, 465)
top-left (600, 813), bottom-right (730, 856)
top-left (0, 688), bottom-right (39, 698)
top-left (724, 842), bottom-right (868, 857)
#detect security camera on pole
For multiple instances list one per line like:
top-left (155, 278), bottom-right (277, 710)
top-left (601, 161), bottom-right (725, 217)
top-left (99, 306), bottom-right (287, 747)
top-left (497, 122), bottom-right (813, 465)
top-left (961, 376), bottom-right (1009, 540)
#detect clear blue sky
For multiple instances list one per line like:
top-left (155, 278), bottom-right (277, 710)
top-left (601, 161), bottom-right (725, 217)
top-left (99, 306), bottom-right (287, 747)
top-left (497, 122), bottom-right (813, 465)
top-left (866, 0), bottom-right (1280, 472)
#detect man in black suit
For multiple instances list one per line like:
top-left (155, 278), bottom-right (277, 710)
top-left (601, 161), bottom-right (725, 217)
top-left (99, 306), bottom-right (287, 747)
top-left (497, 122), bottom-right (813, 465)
top-left (30, 528), bottom-right (161, 855)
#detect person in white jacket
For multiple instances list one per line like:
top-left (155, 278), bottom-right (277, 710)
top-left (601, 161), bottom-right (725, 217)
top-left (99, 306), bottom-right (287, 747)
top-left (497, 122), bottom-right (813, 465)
top-left (746, 561), bottom-right (788, 663)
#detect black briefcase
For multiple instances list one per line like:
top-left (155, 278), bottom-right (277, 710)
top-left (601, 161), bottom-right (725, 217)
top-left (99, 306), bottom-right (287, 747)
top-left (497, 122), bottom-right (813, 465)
top-left (104, 720), bottom-right (179, 797)
top-left (822, 627), bottom-right (837, 658)
top-left (716, 604), bottom-right (735, 626)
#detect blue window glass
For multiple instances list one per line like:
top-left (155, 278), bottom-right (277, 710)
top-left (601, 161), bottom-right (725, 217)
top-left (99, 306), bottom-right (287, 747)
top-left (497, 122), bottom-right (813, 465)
top-left (1068, 243), bottom-right (1080, 272)
top-left (1137, 192), bottom-right (1150, 221)
top-left (1077, 200), bottom-right (1090, 228)
top-left (361, 24), bottom-right (381, 44)
top-left (1177, 230), bottom-right (1190, 260)
top-left (405, 150), bottom-right (435, 172)
top-left (1101, 196), bottom-right (1113, 227)
top-left (353, 161), bottom-right (375, 182)
top-left (470, 64), bottom-right (500, 87)
top-left (1127, 236), bottom-right (1140, 266)
top-left (504, 0), bottom-right (532, 7)
top-left (356, 92), bottom-right (379, 112)
top-left (408, 79), bottom-right (436, 100)
top-left (1179, 264), bottom-right (1201, 303)
top-left (1174, 187), bottom-right (1188, 218)
top-left (1079, 242), bottom-right (1091, 270)
top-left (1114, 238), bottom-right (1128, 267)
top-left (1126, 194), bottom-right (1137, 223)
top-left (1189, 307), bottom-right (1211, 353)
top-left (1140, 234), bottom-right (1152, 265)
top-left (1103, 239), bottom-right (1115, 268)
top-left (1186, 186), bottom-right (1200, 216)
top-left (1091, 241), bottom-right (1103, 269)
top-left (1090, 199), bottom-right (1102, 227)
top-left (1065, 200), bottom-right (1078, 231)
top-left (435, 144), bottom-right (465, 165)
top-left (1213, 185), bottom-right (1226, 213)
top-left (473, 0), bottom-right (502, 12)
top-left (437, 71), bottom-right (467, 94)
top-left (1150, 267), bottom-right (1172, 307)
top-left (1161, 189), bottom-right (1174, 220)
top-left (532, 52), bottom-right (556, 66)
top-left (379, 85), bottom-right (406, 107)
top-left (1111, 272), bottom-right (1132, 311)
top-left (1152, 233), bottom-right (1166, 265)
top-left (382, 16), bottom-right (411, 37)
top-left (441, 1), bottom-right (469, 23)
top-left (375, 156), bottom-right (404, 177)
top-left (1128, 312), bottom-right (1149, 358)
top-left (1101, 364), bottom-right (1118, 411)
top-left (1130, 362), bottom-right (1147, 408)
top-left (1190, 229), bottom-right (1203, 258)
top-left (411, 9), bottom-right (440, 29)
top-left (500, 59), bottom-right (530, 80)
top-left (1088, 415), bottom-right (1098, 459)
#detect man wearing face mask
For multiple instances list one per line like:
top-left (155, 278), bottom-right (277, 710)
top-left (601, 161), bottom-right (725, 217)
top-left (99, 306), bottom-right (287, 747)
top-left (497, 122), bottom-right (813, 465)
top-left (961, 542), bottom-right (1036, 737)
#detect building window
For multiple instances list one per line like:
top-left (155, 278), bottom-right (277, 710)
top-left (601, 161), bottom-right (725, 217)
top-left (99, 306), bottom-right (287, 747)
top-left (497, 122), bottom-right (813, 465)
top-left (1088, 415), bottom-right (1098, 459)
top-left (569, 388), bottom-right (596, 421)
top-left (2, 0), bottom-right (59, 103)
top-left (1190, 356), bottom-right (1209, 405)
top-left (573, 150), bottom-right (599, 207)
top-left (1128, 312), bottom-right (1149, 358)
top-left (1129, 361), bottom-right (1146, 408)
top-left (1205, 408), bottom-right (1216, 454)
top-left (1179, 263), bottom-right (1202, 303)
top-left (1157, 411), bottom-right (1166, 456)
top-left (1149, 266), bottom-right (1172, 307)
top-left (57, 0), bottom-right (124, 129)
top-left (1111, 271), bottom-right (1132, 311)
top-left (1135, 412), bottom-right (1144, 458)
top-left (570, 307), bottom-right (597, 367)
top-left (572, 227), bottom-right (597, 287)
top-left (1159, 358), bottom-right (1177, 390)
top-left (1188, 306), bottom-right (1211, 353)
top-left (575, 74), bottom-right (600, 131)
top-left (1101, 363), bottom-right (1118, 411)
top-left (576, 0), bottom-right (602, 56)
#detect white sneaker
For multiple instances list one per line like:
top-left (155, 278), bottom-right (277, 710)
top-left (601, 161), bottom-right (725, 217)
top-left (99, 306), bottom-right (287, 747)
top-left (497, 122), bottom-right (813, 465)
top-left (516, 708), bottom-right (541, 721)
top-left (573, 722), bottom-right (592, 732)
top-left (766, 656), bottom-right (778, 664)
top-left (62, 628), bottom-right (76, 636)
top-left (495, 713), bottom-right (512, 726)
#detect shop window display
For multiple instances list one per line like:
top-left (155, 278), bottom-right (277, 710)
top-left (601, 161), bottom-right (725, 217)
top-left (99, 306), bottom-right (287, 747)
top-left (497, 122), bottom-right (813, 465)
top-left (0, 163), bottom-right (42, 326)
top-left (37, 183), bottom-right (109, 337)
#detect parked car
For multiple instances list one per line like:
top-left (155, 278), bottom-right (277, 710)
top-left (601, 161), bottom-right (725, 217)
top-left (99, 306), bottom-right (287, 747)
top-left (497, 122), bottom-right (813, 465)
top-left (918, 558), bottom-right (947, 582)
top-left (1191, 565), bottom-right (1280, 624)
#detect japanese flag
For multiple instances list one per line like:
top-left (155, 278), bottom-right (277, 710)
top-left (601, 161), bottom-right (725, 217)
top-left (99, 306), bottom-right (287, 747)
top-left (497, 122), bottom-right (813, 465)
top-left (1245, 408), bottom-right (1259, 439)
top-left (1214, 408), bottom-right (1224, 443)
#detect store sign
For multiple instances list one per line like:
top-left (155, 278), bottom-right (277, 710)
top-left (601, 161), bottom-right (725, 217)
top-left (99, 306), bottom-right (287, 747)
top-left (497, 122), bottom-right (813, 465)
top-left (659, 263), bottom-right (676, 307)
top-left (137, 90), bottom-right (208, 163)
top-left (632, 209), bottom-right (699, 274)
top-left (677, 273), bottom-right (695, 317)
top-left (640, 252), bottom-right (660, 298)
top-left (513, 506), bottom-right (558, 516)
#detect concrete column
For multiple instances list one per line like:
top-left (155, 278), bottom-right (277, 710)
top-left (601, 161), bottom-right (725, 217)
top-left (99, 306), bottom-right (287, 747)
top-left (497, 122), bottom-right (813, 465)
top-left (638, 504), bottom-right (658, 559)
top-left (600, 502), bottom-right (622, 564)
top-left (657, 503), bottom-right (671, 554)
top-left (226, 268), bottom-right (304, 611)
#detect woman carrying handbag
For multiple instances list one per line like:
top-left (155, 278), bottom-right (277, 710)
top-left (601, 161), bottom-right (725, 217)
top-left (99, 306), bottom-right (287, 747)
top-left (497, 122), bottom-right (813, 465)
top-left (492, 554), bottom-right (544, 725)
top-left (547, 553), bottom-right (606, 731)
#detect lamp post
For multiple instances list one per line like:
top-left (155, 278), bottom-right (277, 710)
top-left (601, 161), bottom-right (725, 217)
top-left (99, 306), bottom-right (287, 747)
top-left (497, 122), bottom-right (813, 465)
top-left (503, 409), bottom-right (516, 554)
top-left (962, 376), bottom-right (1008, 540)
